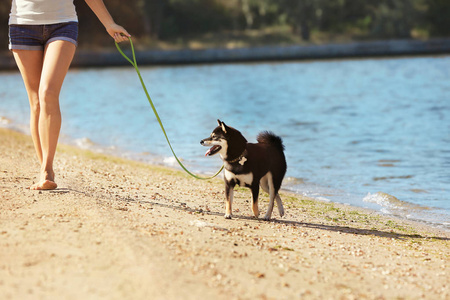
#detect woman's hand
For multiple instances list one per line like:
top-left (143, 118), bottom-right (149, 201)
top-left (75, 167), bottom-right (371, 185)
top-left (107, 24), bottom-right (131, 43)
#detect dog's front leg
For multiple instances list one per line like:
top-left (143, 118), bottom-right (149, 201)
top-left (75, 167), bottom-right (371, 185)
top-left (224, 181), bottom-right (235, 219)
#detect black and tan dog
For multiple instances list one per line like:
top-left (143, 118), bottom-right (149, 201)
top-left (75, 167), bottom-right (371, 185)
top-left (201, 120), bottom-right (287, 220)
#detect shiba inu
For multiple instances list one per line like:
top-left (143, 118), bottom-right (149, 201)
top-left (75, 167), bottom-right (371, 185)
top-left (200, 120), bottom-right (287, 220)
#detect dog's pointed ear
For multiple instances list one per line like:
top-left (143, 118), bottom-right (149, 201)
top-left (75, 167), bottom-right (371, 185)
top-left (217, 119), bottom-right (227, 133)
top-left (219, 120), bottom-right (227, 133)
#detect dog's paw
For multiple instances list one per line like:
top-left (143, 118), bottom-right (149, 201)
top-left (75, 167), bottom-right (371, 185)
top-left (263, 215), bottom-right (272, 221)
top-left (224, 214), bottom-right (232, 219)
top-left (278, 207), bottom-right (285, 218)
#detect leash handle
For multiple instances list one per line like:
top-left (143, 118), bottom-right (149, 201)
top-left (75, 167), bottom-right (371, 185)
top-left (115, 37), bottom-right (224, 180)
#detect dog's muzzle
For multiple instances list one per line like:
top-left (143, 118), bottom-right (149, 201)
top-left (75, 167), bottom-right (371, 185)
top-left (200, 140), bottom-right (222, 156)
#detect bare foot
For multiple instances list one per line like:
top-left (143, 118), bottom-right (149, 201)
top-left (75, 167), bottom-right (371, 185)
top-left (30, 170), bottom-right (57, 190)
top-left (30, 180), bottom-right (57, 190)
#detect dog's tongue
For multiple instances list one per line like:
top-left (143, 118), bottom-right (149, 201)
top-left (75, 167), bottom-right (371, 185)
top-left (205, 145), bottom-right (219, 156)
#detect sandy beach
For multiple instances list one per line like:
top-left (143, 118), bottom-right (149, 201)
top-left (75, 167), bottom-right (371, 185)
top-left (0, 127), bottom-right (448, 300)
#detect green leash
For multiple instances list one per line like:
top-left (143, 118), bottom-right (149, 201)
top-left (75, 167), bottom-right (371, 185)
top-left (115, 37), bottom-right (224, 180)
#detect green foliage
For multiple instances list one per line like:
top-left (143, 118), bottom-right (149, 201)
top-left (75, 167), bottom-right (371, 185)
top-left (368, 1), bottom-right (417, 38)
top-left (427, 0), bottom-right (450, 36)
top-left (160, 0), bottom-right (232, 38)
top-left (0, 0), bottom-right (449, 51)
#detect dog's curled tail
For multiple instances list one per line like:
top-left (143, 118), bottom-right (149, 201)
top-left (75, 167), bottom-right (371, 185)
top-left (257, 131), bottom-right (285, 151)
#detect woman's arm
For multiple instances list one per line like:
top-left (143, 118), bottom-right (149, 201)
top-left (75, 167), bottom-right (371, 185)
top-left (84, 0), bottom-right (130, 43)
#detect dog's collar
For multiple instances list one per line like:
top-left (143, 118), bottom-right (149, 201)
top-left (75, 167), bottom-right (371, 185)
top-left (228, 150), bottom-right (248, 165)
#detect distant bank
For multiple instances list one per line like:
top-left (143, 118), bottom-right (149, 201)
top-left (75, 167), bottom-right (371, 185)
top-left (1, 38), bottom-right (450, 70)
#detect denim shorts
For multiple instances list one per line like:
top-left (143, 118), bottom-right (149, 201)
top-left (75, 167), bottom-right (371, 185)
top-left (9, 22), bottom-right (78, 51)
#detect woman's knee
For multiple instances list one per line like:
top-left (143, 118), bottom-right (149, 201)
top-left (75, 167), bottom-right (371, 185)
top-left (39, 83), bottom-right (60, 100)
top-left (28, 94), bottom-right (40, 115)
top-left (38, 94), bottom-right (61, 116)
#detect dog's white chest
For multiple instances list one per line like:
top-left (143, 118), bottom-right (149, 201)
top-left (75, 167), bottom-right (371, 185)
top-left (224, 169), bottom-right (253, 187)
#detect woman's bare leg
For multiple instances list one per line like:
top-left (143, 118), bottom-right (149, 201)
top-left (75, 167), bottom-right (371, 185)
top-left (13, 40), bottom-right (76, 190)
top-left (12, 50), bottom-right (44, 165)
top-left (34, 41), bottom-right (76, 189)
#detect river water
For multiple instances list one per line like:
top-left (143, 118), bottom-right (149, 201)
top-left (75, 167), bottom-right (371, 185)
top-left (1, 55), bottom-right (449, 229)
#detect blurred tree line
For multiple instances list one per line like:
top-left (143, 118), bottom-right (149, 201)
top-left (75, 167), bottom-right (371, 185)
top-left (1, 0), bottom-right (449, 50)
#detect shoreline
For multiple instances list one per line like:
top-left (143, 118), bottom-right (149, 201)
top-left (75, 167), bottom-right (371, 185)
top-left (1, 38), bottom-right (450, 70)
top-left (1, 127), bottom-right (449, 299)
top-left (5, 121), bottom-right (449, 232)
top-left (5, 120), bottom-right (449, 232)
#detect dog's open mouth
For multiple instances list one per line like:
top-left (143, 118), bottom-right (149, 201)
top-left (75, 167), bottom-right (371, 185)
top-left (205, 145), bottom-right (221, 156)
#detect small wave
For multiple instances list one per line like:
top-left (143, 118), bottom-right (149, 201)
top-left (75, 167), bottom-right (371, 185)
top-left (363, 192), bottom-right (399, 208)
top-left (284, 177), bottom-right (305, 185)
top-left (363, 192), bottom-right (428, 210)
top-left (316, 197), bottom-right (331, 202)
top-left (74, 137), bottom-right (96, 149)
top-left (0, 116), bottom-right (12, 125)
top-left (362, 192), bottom-right (450, 230)
top-left (163, 156), bottom-right (179, 166)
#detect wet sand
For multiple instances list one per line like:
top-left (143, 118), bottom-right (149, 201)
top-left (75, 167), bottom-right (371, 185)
top-left (0, 128), bottom-right (448, 299)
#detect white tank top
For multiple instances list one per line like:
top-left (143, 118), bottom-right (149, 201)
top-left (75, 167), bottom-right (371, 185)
top-left (9, 0), bottom-right (78, 25)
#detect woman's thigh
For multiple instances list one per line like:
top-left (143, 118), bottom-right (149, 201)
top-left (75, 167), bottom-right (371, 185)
top-left (40, 40), bottom-right (76, 100)
top-left (12, 50), bottom-right (44, 106)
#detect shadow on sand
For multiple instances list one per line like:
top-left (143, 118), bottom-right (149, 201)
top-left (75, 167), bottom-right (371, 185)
top-left (53, 185), bottom-right (448, 241)
top-left (78, 189), bottom-right (448, 242)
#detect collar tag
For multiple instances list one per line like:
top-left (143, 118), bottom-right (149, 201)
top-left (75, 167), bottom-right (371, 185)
top-left (239, 156), bottom-right (247, 165)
